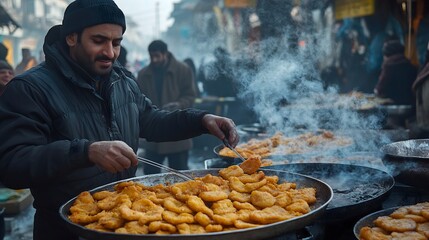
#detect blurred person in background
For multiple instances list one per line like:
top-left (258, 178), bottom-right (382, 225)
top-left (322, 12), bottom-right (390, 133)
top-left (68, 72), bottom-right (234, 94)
top-left (374, 40), bottom-right (417, 105)
top-left (0, 43), bottom-right (10, 66)
top-left (200, 47), bottom-right (237, 97)
top-left (0, 1), bottom-right (239, 239)
top-left (15, 48), bottom-right (38, 75)
top-left (117, 45), bottom-right (128, 68)
top-left (362, 1), bottom-right (404, 93)
top-left (413, 41), bottom-right (429, 128)
top-left (0, 60), bottom-right (14, 95)
top-left (416, 3), bottom-right (429, 68)
top-left (184, 57), bottom-right (201, 97)
top-left (136, 40), bottom-right (198, 174)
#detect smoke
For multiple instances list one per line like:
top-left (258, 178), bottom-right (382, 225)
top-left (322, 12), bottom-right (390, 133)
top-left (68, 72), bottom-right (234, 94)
top-left (236, 37), bottom-right (384, 131)
top-left (229, 9), bottom-right (393, 158)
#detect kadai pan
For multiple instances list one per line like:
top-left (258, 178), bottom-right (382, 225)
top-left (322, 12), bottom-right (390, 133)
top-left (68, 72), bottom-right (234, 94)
top-left (60, 169), bottom-right (333, 240)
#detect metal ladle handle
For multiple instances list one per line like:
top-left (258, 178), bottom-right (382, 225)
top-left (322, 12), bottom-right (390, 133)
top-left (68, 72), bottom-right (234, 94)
top-left (223, 139), bottom-right (246, 162)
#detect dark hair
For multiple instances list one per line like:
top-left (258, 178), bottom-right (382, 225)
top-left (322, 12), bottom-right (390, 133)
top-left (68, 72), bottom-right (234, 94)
top-left (383, 40), bottom-right (404, 57)
top-left (183, 58), bottom-right (196, 75)
top-left (148, 40), bottom-right (168, 53)
top-left (0, 60), bottom-right (12, 70)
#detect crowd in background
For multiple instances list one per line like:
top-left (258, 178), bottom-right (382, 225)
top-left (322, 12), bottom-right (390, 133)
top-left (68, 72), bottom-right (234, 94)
top-left (2, 1), bottom-right (429, 133)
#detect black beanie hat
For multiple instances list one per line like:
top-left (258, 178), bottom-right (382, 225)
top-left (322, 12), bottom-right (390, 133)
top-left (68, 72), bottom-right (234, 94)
top-left (0, 60), bottom-right (12, 71)
top-left (62, 0), bottom-right (126, 37)
top-left (383, 40), bottom-right (404, 57)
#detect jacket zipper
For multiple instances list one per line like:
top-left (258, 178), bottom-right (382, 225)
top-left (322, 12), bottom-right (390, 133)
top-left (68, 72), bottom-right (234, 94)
top-left (104, 78), bottom-right (121, 140)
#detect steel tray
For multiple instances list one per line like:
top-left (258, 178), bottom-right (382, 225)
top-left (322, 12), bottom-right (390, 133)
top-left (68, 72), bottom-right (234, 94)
top-left (59, 169), bottom-right (332, 240)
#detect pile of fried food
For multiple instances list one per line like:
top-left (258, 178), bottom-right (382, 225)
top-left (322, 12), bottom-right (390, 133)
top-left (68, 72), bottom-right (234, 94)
top-left (359, 202), bottom-right (429, 240)
top-left (68, 156), bottom-right (317, 235)
top-left (285, 91), bottom-right (392, 111)
top-left (218, 130), bottom-right (353, 159)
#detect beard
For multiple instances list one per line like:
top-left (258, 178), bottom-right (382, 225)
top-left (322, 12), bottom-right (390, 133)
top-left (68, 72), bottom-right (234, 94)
top-left (151, 62), bottom-right (166, 72)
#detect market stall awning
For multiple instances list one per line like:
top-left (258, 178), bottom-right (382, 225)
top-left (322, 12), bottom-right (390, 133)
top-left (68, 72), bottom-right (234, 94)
top-left (0, 4), bottom-right (20, 34)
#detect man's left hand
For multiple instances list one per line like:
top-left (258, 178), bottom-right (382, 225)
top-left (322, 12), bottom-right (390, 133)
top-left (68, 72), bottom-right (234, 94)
top-left (202, 114), bottom-right (239, 147)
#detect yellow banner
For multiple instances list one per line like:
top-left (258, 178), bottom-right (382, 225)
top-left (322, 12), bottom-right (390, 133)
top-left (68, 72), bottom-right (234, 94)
top-left (335, 0), bottom-right (374, 20)
top-left (224, 0), bottom-right (257, 8)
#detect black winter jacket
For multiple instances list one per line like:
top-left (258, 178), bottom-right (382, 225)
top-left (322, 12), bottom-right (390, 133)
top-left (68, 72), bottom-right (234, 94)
top-left (0, 25), bottom-right (207, 213)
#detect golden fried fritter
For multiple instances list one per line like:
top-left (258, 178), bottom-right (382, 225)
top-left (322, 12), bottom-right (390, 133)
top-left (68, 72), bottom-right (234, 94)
top-left (194, 212), bottom-right (212, 226)
top-left (212, 199), bottom-right (236, 215)
top-left (177, 223), bottom-right (206, 234)
top-left (148, 221), bottom-right (177, 234)
top-left (115, 221), bottom-right (149, 234)
top-left (417, 222), bottom-right (429, 238)
top-left (229, 176), bottom-right (267, 193)
top-left (250, 190), bottom-right (276, 208)
top-left (205, 224), bottom-right (223, 232)
top-left (250, 205), bottom-right (298, 224)
top-left (239, 156), bottom-right (262, 174)
top-left (99, 211), bottom-right (125, 230)
top-left (287, 188), bottom-right (317, 204)
top-left (285, 199), bottom-right (310, 214)
top-left (199, 190), bottom-right (229, 202)
top-left (234, 219), bottom-right (261, 229)
top-left (213, 212), bottom-right (238, 226)
top-left (186, 196), bottom-right (213, 218)
top-left (219, 165), bottom-right (244, 179)
top-left (232, 201), bottom-right (257, 211)
top-left (162, 211), bottom-right (195, 225)
top-left (163, 197), bottom-right (193, 214)
top-left (390, 231), bottom-right (426, 240)
top-left (238, 171), bottom-right (265, 183)
top-left (171, 180), bottom-right (208, 202)
top-left (229, 190), bottom-right (251, 203)
top-left (374, 216), bottom-right (417, 232)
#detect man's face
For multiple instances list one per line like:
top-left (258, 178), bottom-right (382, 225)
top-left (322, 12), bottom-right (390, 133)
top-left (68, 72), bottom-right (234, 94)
top-left (0, 69), bottom-right (13, 87)
top-left (66, 23), bottom-right (123, 77)
top-left (149, 51), bottom-right (168, 69)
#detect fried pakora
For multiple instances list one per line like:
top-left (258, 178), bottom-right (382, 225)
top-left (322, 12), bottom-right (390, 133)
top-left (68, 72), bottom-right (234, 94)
top-left (68, 163), bottom-right (319, 235)
top-left (359, 202), bottom-right (429, 239)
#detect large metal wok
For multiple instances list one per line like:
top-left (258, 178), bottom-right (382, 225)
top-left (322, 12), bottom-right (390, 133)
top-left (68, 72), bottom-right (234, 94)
top-left (352, 206), bottom-right (399, 239)
top-left (262, 163), bottom-right (394, 223)
top-left (59, 169), bottom-right (333, 240)
top-left (381, 139), bottom-right (429, 188)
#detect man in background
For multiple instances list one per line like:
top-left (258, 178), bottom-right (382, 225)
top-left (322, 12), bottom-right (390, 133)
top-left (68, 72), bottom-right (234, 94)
top-left (0, 60), bottom-right (14, 95)
top-left (136, 40), bottom-right (198, 174)
top-left (15, 48), bottom-right (38, 75)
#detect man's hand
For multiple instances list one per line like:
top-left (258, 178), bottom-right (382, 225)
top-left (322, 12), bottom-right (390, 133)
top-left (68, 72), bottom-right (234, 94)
top-left (202, 114), bottom-right (239, 147)
top-left (88, 141), bottom-right (138, 173)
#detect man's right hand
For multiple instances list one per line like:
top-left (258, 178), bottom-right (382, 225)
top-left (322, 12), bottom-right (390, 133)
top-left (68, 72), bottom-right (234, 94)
top-left (88, 141), bottom-right (138, 173)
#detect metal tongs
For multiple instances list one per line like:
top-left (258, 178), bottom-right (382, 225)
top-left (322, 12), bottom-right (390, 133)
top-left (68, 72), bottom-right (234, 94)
top-left (137, 156), bottom-right (193, 181)
top-left (223, 139), bottom-right (246, 162)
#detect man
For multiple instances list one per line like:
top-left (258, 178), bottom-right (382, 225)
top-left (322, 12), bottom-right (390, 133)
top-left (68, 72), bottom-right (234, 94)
top-left (136, 40), bottom-right (198, 174)
top-left (0, 1), bottom-right (238, 239)
top-left (374, 40), bottom-right (417, 105)
top-left (413, 41), bottom-right (429, 128)
top-left (200, 47), bottom-right (237, 97)
top-left (0, 60), bottom-right (14, 95)
top-left (14, 48), bottom-right (38, 75)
